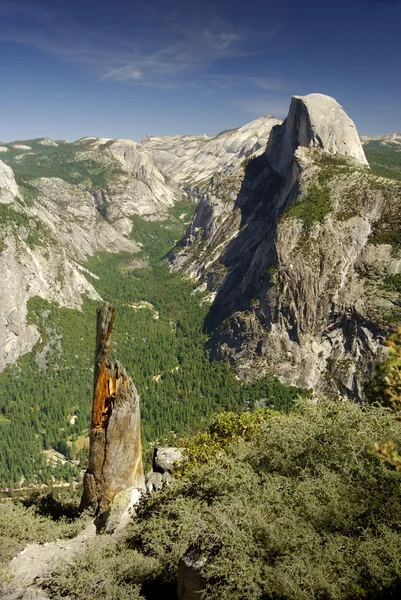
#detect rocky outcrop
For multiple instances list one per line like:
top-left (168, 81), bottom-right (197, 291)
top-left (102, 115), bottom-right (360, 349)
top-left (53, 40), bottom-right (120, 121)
top-left (171, 93), bottom-right (400, 399)
top-left (0, 159), bottom-right (19, 204)
top-left (144, 447), bottom-right (183, 493)
top-left (2, 523), bottom-right (96, 600)
top-left (0, 176), bottom-right (140, 371)
top-left (101, 486), bottom-right (143, 533)
top-left (77, 137), bottom-right (181, 223)
top-left (153, 447), bottom-right (184, 473)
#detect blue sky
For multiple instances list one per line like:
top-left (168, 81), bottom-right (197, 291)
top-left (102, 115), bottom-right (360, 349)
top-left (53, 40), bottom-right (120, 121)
top-left (0, 0), bottom-right (399, 141)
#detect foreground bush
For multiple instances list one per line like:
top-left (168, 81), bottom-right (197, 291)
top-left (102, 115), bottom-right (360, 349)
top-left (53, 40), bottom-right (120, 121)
top-left (175, 408), bottom-right (276, 476)
top-left (47, 399), bottom-right (401, 599)
top-left (0, 498), bottom-right (88, 568)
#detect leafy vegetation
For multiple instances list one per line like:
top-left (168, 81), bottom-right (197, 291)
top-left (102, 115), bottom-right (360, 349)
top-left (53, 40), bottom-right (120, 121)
top-left (383, 273), bottom-right (401, 294)
top-left (370, 326), bottom-right (401, 471)
top-left (0, 499), bottom-right (88, 570)
top-left (0, 198), bottom-right (53, 250)
top-left (174, 408), bottom-right (282, 477)
top-left (285, 183), bottom-right (332, 227)
top-left (44, 399), bottom-right (401, 600)
top-left (1, 141), bottom-right (124, 189)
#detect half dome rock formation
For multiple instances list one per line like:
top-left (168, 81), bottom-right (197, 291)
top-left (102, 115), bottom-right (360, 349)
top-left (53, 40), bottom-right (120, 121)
top-left (266, 93), bottom-right (368, 175)
top-left (171, 93), bottom-right (400, 399)
top-left (0, 159), bottom-right (19, 203)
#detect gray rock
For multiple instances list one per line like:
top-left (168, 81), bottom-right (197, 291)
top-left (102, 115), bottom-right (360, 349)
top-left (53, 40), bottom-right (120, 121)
top-left (146, 471), bottom-right (163, 493)
top-left (153, 447), bottom-right (184, 473)
top-left (266, 93), bottom-right (368, 175)
top-left (3, 523), bottom-right (96, 598)
top-left (142, 113), bottom-right (282, 187)
top-left (177, 546), bottom-right (207, 600)
top-left (101, 487), bottom-right (143, 533)
top-left (0, 159), bottom-right (19, 204)
top-left (162, 471), bottom-right (172, 485)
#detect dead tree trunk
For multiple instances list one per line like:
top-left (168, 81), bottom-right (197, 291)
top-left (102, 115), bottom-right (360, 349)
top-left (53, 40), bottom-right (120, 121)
top-left (80, 304), bottom-right (145, 515)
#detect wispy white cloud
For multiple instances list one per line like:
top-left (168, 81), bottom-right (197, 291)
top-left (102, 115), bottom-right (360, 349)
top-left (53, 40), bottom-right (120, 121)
top-left (102, 26), bottom-right (245, 84)
top-left (0, 1), bottom-right (288, 95)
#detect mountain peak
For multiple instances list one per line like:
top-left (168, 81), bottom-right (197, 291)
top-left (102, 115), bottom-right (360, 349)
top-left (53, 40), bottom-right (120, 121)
top-left (266, 93), bottom-right (368, 174)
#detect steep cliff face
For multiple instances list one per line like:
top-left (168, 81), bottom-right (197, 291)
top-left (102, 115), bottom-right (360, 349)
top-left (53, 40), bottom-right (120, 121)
top-left (79, 137), bottom-right (181, 228)
top-left (0, 173), bottom-right (140, 371)
top-left (0, 159), bottom-right (19, 204)
top-left (171, 94), bottom-right (401, 398)
top-left (0, 136), bottom-right (179, 371)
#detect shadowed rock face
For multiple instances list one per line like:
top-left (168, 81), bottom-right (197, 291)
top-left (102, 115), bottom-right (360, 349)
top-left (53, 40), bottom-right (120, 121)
top-left (171, 93), bottom-right (401, 399)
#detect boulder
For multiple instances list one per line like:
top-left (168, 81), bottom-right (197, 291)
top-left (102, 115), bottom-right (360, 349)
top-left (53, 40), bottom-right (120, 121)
top-left (177, 545), bottom-right (207, 600)
top-left (145, 471), bottom-right (163, 493)
top-left (153, 447), bottom-right (184, 473)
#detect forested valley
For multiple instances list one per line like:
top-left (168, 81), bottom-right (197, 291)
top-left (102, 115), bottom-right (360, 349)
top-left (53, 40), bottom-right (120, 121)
top-left (0, 200), bottom-right (304, 488)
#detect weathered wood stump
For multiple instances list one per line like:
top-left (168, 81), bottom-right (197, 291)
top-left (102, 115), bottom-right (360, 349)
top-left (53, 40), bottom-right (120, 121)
top-left (80, 304), bottom-right (145, 515)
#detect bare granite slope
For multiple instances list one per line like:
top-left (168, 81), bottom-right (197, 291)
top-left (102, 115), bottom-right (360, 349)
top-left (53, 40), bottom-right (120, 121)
top-left (141, 114), bottom-right (282, 186)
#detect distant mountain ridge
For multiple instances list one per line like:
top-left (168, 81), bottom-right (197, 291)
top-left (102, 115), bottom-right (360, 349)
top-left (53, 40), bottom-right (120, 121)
top-left (140, 114), bottom-right (282, 186)
top-left (361, 132), bottom-right (401, 145)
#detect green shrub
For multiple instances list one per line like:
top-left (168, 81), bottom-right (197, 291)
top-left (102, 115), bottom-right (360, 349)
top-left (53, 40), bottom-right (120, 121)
top-left (286, 184), bottom-right (332, 227)
top-left (46, 399), bottom-right (401, 600)
top-left (175, 409), bottom-right (275, 477)
top-left (44, 535), bottom-right (158, 600)
top-left (0, 500), bottom-right (88, 568)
